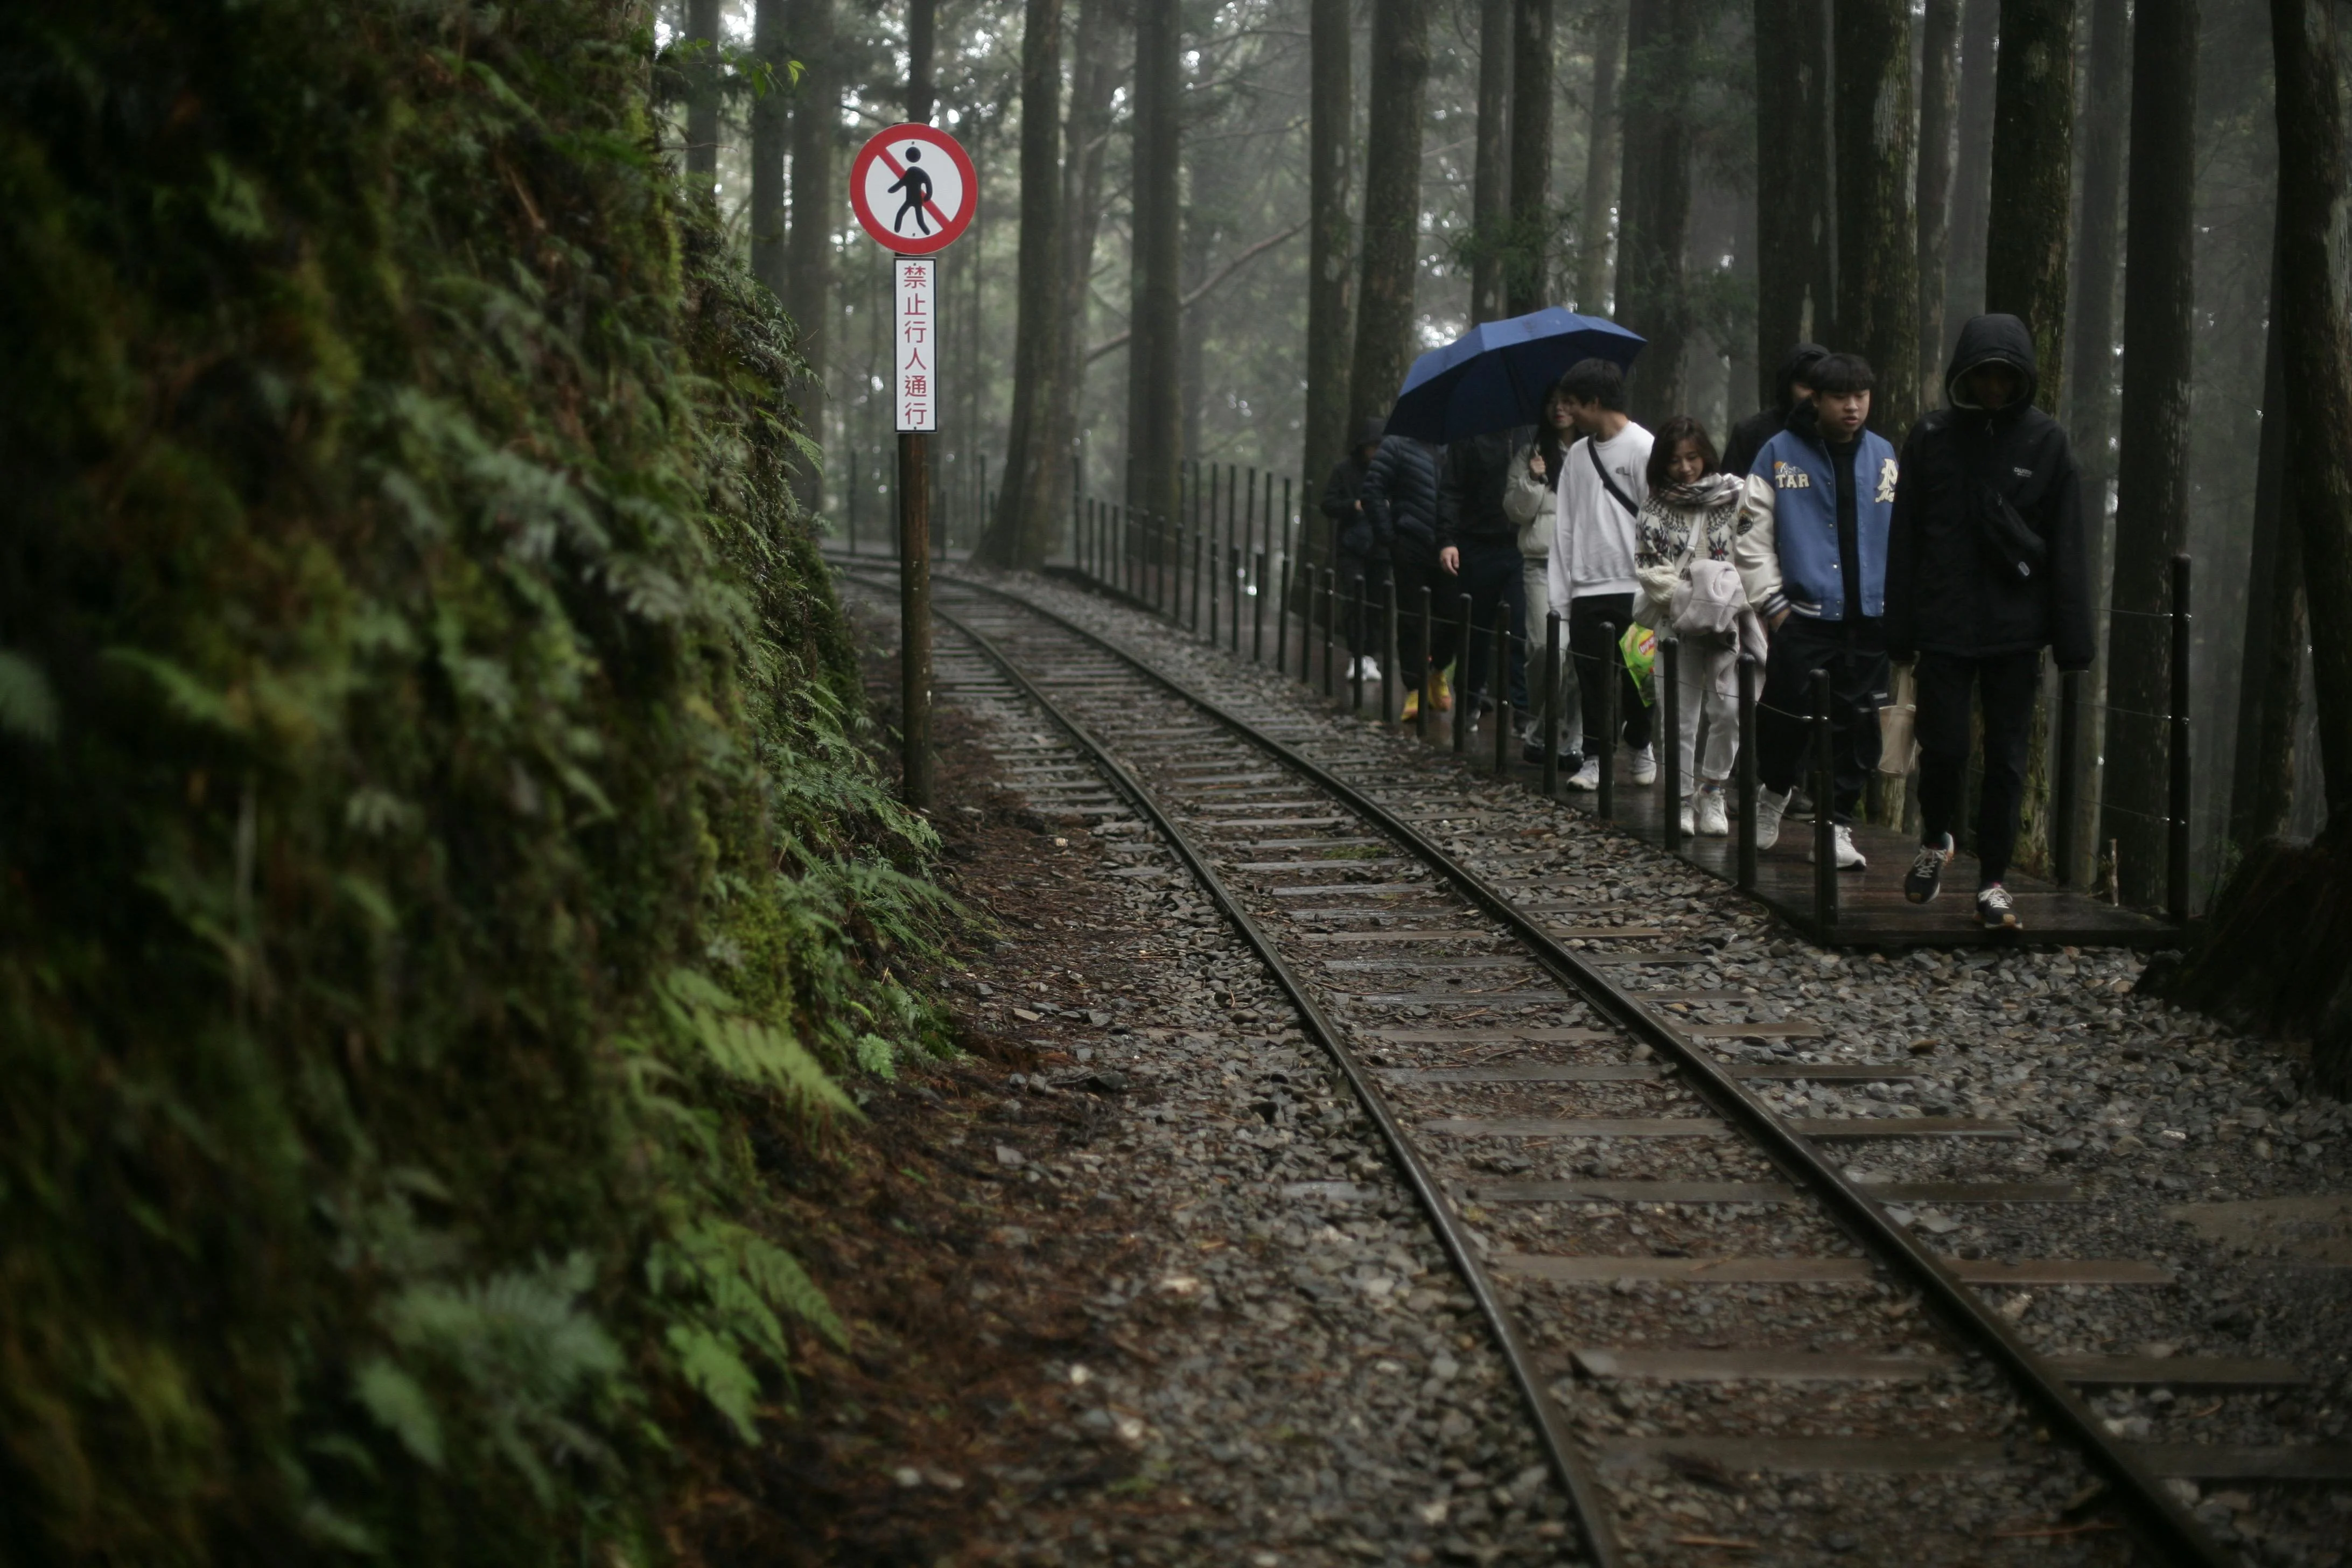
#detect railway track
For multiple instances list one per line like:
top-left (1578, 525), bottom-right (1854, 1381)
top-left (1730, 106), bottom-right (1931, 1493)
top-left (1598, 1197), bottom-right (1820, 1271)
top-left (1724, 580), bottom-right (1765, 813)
top-left (838, 561), bottom-right (2346, 1566)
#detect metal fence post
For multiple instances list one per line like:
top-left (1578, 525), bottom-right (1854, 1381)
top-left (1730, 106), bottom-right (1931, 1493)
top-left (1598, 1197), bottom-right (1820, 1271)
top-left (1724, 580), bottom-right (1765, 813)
top-left (1233, 545), bottom-right (1246, 654)
top-left (1737, 654), bottom-right (1760, 892)
top-left (1597, 621), bottom-right (1619, 821)
top-left (1382, 576), bottom-right (1399, 723)
top-left (1350, 575), bottom-right (1368, 713)
top-left (2169, 553), bottom-right (2193, 925)
top-left (2054, 668), bottom-right (2081, 886)
top-left (1542, 611), bottom-right (1563, 796)
top-left (1276, 557), bottom-right (1293, 676)
top-left (1321, 569), bottom-right (1337, 698)
top-left (1418, 586), bottom-right (1435, 743)
top-left (1493, 618), bottom-right (1512, 776)
top-left (1254, 547), bottom-right (1269, 662)
top-left (1454, 593), bottom-right (1474, 754)
top-left (1662, 638), bottom-right (1683, 851)
top-left (1812, 666), bottom-right (1839, 930)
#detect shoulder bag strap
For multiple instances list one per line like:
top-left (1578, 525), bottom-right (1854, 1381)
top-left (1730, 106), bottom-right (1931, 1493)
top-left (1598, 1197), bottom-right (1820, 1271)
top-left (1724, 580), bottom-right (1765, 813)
top-left (1586, 435), bottom-right (1640, 517)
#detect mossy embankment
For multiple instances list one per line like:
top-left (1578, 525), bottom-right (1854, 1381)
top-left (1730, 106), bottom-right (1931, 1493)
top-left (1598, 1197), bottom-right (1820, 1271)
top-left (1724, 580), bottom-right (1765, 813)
top-left (1, 3), bottom-right (941, 1558)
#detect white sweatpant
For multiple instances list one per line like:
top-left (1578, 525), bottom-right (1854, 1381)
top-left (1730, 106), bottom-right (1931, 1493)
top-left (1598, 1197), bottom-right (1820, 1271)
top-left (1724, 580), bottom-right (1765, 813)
top-left (1670, 634), bottom-right (1740, 788)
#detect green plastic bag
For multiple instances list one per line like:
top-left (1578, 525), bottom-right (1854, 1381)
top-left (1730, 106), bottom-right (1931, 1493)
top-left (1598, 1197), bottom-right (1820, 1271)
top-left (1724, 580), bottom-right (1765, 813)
top-left (1621, 623), bottom-right (1658, 707)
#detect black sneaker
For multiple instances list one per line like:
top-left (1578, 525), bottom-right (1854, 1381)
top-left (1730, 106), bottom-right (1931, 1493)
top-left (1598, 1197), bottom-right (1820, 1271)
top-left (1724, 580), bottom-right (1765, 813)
top-left (1977, 881), bottom-right (2020, 930)
top-left (1905, 835), bottom-right (1953, 905)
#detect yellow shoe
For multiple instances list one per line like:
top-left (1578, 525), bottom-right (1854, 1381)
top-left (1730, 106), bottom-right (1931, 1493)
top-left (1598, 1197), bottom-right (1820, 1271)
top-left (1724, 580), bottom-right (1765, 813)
top-left (1431, 669), bottom-right (1454, 712)
top-left (1401, 690), bottom-right (1420, 721)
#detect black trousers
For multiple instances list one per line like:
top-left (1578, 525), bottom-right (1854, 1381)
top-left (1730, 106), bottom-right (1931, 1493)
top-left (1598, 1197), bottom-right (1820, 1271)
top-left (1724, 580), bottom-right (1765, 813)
top-left (1566, 592), bottom-right (1654, 755)
top-left (1450, 538), bottom-right (1528, 709)
top-left (1915, 648), bottom-right (2042, 885)
top-left (1392, 556), bottom-right (1460, 684)
top-left (1334, 550), bottom-right (1391, 660)
top-left (1756, 614), bottom-right (1889, 825)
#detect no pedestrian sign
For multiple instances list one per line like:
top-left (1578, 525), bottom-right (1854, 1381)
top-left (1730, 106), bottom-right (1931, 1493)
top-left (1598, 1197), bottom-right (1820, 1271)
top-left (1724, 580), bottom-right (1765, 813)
top-left (850, 123), bottom-right (977, 257)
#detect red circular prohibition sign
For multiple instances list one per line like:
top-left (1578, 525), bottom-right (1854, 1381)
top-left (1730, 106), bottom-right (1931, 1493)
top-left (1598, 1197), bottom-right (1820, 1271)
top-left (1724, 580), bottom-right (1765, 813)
top-left (848, 123), bottom-right (978, 256)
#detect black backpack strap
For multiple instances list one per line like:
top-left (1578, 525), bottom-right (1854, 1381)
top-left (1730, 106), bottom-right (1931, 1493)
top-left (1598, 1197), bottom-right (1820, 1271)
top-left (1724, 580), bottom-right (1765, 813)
top-left (1586, 435), bottom-right (1639, 516)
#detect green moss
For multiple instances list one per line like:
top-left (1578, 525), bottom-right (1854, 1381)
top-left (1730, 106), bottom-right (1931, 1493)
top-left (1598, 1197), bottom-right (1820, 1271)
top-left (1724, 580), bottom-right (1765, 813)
top-left (0, 2), bottom-right (944, 1558)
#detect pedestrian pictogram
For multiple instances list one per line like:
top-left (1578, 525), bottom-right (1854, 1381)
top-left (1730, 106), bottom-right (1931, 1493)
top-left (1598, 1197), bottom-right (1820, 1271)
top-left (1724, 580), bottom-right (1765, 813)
top-left (849, 124), bottom-right (977, 256)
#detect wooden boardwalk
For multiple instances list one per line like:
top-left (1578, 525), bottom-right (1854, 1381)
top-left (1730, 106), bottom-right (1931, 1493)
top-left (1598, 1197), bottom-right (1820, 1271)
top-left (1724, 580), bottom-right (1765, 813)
top-left (1442, 715), bottom-right (2180, 950)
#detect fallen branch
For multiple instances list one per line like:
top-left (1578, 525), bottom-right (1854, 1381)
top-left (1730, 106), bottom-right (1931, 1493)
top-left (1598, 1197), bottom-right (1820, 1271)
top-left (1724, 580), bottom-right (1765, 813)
top-left (1084, 220), bottom-right (1308, 363)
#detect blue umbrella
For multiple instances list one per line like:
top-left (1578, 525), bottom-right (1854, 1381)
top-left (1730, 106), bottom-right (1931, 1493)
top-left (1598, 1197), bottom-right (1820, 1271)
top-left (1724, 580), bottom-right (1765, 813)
top-left (1384, 308), bottom-right (1646, 444)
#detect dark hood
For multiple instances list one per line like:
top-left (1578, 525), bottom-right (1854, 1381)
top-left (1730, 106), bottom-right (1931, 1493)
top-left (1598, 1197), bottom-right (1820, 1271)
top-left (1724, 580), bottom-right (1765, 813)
top-left (1357, 417), bottom-right (1387, 451)
top-left (1774, 341), bottom-right (1830, 411)
top-left (1945, 313), bottom-right (2040, 411)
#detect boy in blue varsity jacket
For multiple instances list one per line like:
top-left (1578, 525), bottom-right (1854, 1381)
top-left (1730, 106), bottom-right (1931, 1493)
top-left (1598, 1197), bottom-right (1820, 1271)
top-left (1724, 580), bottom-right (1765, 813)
top-left (1731, 353), bottom-right (1897, 871)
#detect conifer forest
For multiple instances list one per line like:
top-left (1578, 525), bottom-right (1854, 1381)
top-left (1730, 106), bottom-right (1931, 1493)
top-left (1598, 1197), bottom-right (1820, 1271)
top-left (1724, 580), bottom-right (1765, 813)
top-left (5, 1), bottom-right (2352, 1564)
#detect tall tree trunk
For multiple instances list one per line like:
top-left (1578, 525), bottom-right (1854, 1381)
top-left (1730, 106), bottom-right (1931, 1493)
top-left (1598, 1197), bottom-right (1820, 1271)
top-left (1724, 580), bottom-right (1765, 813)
top-left (1943, 0), bottom-right (1999, 338)
top-left (2102, 0), bottom-right (2199, 908)
top-left (979, 0), bottom-right (1066, 568)
top-left (750, 0), bottom-right (789, 298)
top-left (1506, 0), bottom-right (1556, 316)
top-left (2231, 249), bottom-right (2306, 848)
top-left (1576, 0), bottom-right (1625, 313)
top-left (1915, 0), bottom-right (1960, 411)
top-left (1752, 0), bottom-right (1831, 407)
top-left (1048, 0), bottom-right (1122, 509)
top-left (1348, 0), bottom-right (1434, 431)
top-left (2060, 0), bottom-right (2129, 885)
top-left (784, 0), bottom-right (835, 515)
top-left (1615, 0), bottom-right (1693, 425)
top-left (908, 0), bottom-right (937, 122)
top-left (2271, 0), bottom-right (2352, 835)
top-left (1833, 0), bottom-right (1918, 437)
top-left (1125, 1), bottom-right (1182, 525)
top-left (684, 0), bottom-right (722, 192)
top-left (1301, 0), bottom-right (1355, 576)
top-left (1472, 0), bottom-right (1512, 324)
top-left (1982, 0), bottom-right (2074, 412)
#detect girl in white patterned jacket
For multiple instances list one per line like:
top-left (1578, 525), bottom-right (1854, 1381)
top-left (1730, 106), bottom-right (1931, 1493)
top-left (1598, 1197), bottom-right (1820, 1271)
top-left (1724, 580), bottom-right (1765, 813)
top-left (1634, 416), bottom-right (1749, 837)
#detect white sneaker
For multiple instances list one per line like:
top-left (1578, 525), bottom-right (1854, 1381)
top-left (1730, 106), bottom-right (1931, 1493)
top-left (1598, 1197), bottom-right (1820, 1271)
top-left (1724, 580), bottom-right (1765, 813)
top-left (1695, 787), bottom-right (1730, 836)
top-left (1678, 801), bottom-right (1696, 836)
top-left (1808, 822), bottom-right (1867, 870)
top-left (1753, 786), bottom-right (1793, 850)
top-left (1565, 758), bottom-right (1601, 792)
top-left (1629, 744), bottom-right (1657, 785)
top-left (1360, 656), bottom-right (1381, 681)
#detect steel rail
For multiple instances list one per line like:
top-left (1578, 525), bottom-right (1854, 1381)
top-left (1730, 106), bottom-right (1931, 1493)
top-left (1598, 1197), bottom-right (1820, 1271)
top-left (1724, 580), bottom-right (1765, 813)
top-left (865, 564), bottom-right (2234, 1568)
top-left (887, 583), bottom-right (1629, 1568)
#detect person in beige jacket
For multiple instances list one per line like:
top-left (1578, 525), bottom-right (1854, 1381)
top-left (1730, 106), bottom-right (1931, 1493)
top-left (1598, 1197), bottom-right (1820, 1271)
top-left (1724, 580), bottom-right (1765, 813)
top-left (1502, 384), bottom-right (1582, 765)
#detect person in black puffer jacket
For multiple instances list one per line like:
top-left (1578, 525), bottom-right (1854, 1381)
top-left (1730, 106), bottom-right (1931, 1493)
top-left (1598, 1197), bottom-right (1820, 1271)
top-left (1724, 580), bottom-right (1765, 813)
top-left (1437, 427), bottom-right (1534, 712)
top-left (1320, 418), bottom-right (1388, 675)
top-left (1360, 431), bottom-right (1450, 706)
top-left (1885, 312), bottom-right (2094, 930)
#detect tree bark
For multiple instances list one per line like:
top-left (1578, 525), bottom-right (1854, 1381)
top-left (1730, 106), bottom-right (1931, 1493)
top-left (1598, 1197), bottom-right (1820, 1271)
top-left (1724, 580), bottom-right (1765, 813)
top-left (2101, 0), bottom-right (2199, 909)
top-left (1615, 0), bottom-right (1693, 425)
top-left (1752, 0), bottom-right (1831, 407)
top-left (2270, 0), bottom-right (2352, 835)
top-left (1942, 0), bottom-right (1999, 338)
top-left (1833, 0), bottom-right (1918, 438)
top-left (979, 0), bottom-right (1066, 568)
top-left (1472, 0), bottom-right (1511, 324)
top-left (1915, 0), bottom-right (1960, 411)
top-left (1982, 0), bottom-right (2074, 413)
top-left (783, 0), bottom-right (835, 515)
top-left (908, 0), bottom-right (937, 122)
top-left (2231, 250), bottom-right (2305, 848)
top-left (1125, 0), bottom-right (1183, 526)
top-left (1348, 0), bottom-right (1433, 432)
top-left (1300, 0), bottom-right (1355, 576)
top-left (1506, 0), bottom-right (1556, 316)
top-left (2060, 0), bottom-right (2129, 885)
top-left (684, 0), bottom-right (722, 191)
top-left (1048, 0), bottom-right (1122, 507)
top-left (750, 0), bottom-right (789, 298)
top-left (1576, 0), bottom-right (1625, 314)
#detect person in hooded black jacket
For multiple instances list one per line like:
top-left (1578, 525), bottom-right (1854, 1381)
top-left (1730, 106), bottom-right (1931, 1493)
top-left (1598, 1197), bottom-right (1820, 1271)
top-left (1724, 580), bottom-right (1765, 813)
top-left (1360, 431), bottom-right (1451, 709)
top-left (1723, 342), bottom-right (1829, 480)
top-left (1321, 419), bottom-right (1389, 676)
top-left (1884, 313), bottom-right (2094, 930)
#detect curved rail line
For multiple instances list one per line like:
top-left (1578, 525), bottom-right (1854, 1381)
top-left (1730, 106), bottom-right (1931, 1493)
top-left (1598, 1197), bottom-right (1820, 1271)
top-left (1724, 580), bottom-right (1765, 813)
top-left (846, 563), bottom-right (2233, 1566)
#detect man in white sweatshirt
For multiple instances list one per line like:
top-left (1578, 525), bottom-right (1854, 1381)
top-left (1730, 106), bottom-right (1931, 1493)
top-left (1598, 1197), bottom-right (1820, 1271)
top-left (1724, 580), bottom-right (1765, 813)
top-left (1544, 359), bottom-right (1656, 790)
